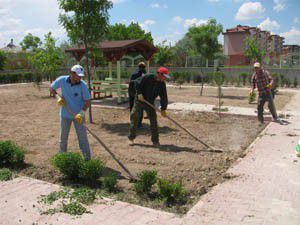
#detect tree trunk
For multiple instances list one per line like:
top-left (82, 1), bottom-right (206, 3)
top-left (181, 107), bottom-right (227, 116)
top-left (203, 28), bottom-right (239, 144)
top-left (84, 42), bottom-right (93, 123)
top-left (206, 59), bottom-right (208, 68)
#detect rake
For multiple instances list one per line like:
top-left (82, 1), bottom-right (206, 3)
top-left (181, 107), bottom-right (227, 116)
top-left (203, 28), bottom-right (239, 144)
top-left (142, 99), bottom-right (223, 153)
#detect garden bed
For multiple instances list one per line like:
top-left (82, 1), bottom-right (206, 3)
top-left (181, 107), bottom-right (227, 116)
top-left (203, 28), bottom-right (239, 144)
top-left (0, 83), bottom-right (281, 214)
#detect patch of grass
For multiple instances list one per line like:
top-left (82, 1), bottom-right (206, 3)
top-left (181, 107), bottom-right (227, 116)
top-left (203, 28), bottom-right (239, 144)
top-left (62, 202), bottom-right (89, 215)
top-left (71, 188), bottom-right (97, 205)
top-left (0, 168), bottom-right (13, 181)
top-left (134, 170), bottom-right (157, 196)
top-left (40, 188), bottom-right (71, 205)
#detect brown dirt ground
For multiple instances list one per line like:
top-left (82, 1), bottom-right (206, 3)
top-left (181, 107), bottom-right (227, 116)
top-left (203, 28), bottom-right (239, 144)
top-left (0, 83), bottom-right (292, 214)
top-left (167, 85), bottom-right (293, 110)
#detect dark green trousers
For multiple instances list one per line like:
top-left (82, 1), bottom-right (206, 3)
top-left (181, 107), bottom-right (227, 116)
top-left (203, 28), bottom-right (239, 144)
top-left (128, 98), bottom-right (159, 143)
top-left (257, 92), bottom-right (278, 123)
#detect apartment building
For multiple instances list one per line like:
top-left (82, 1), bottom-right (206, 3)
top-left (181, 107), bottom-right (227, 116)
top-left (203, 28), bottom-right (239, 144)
top-left (267, 35), bottom-right (285, 65)
top-left (223, 25), bottom-right (284, 66)
top-left (282, 44), bottom-right (300, 66)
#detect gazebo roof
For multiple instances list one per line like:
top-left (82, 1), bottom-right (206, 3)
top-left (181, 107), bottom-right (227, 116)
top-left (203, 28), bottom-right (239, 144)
top-left (65, 39), bottom-right (157, 62)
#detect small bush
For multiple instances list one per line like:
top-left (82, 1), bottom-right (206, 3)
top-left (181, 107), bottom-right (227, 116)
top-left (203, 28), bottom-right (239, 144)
top-left (239, 73), bottom-right (248, 86)
top-left (158, 179), bottom-right (187, 205)
top-left (79, 159), bottom-right (104, 183)
top-left (293, 77), bottom-right (298, 88)
top-left (134, 170), bottom-right (157, 195)
top-left (0, 140), bottom-right (25, 167)
top-left (0, 168), bottom-right (13, 181)
top-left (51, 153), bottom-right (83, 180)
top-left (103, 172), bottom-right (118, 192)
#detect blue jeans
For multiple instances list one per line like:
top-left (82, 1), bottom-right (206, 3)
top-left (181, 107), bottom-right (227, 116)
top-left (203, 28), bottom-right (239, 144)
top-left (59, 117), bottom-right (91, 160)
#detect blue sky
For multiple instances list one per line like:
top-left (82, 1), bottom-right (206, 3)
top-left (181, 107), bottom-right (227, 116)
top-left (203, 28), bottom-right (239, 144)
top-left (0, 0), bottom-right (299, 47)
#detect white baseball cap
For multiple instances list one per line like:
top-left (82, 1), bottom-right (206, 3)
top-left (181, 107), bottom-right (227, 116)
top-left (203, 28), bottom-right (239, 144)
top-left (253, 62), bottom-right (261, 68)
top-left (71, 65), bottom-right (85, 77)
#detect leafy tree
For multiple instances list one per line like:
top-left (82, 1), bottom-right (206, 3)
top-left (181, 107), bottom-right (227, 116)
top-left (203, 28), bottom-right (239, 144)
top-left (106, 22), bottom-right (153, 43)
top-left (0, 51), bottom-right (7, 70)
top-left (20, 33), bottom-right (42, 51)
top-left (58, 0), bottom-right (112, 123)
top-left (173, 35), bottom-right (197, 67)
top-left (29, 32), bottom-right (63, 86)
top-left (187, 18), bottom-right (223, 67)
top-left (154, 41), bottom-right (174, 66)
top-left (244, 37), bottom-right (266, 64)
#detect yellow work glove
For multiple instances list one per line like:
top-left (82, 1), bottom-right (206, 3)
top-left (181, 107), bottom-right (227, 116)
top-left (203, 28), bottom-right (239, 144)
top-left (137, 94), bottom-right (144, 102)
top-left (56, 95), bottom-right (66, 107)
top-left (161, 110), bottom-right (167, 117)
top-left (74, 110), bottom-right (85, 124)
top-left (265, 84), bottom-right (272, 89)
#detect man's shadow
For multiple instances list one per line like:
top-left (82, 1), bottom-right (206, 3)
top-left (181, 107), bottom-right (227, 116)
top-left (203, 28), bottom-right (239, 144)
top-left (133, 143), bottom-right (210, 154)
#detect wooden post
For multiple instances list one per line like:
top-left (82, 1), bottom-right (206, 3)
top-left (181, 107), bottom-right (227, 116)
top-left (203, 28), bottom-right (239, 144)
top-left (117, 60), bottom-right (121, 103)
top-left (109, 61), bottom-right (112, 79)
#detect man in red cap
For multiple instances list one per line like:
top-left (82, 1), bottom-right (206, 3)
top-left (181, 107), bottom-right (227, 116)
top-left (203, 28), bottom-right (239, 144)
top-left (128, 67), bottom-right (170, 146)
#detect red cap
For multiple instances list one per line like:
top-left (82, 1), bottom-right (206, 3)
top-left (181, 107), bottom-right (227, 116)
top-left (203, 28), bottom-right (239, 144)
top-left (157, 67), bottom-right (170, 78)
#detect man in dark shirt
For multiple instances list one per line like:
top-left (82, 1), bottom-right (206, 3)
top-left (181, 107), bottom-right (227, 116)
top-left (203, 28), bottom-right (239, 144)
top-left (128, 67), bottom-right (169, 147)
top-left (128, 62), bottom-right (147, 127)
top-left (250, 62), bottom-right (279, 124)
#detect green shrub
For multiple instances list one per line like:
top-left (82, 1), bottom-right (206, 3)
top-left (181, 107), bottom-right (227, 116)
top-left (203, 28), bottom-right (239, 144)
top-left (293, 77), bottom-right (298, 88)
top-left (103, 172), bottom-right (118, 192)
top-left (158, 179), bottom-right (187, 204)
top-left (0, 168), bottom-right (13, 181)
top-left (134, 170), bottom-right (157, 195)
top-left (0, 140), bottom-right (25, 167)
top-left (285, 77), bottom-right (291, 87)
top-left (272, 73), bottom-right (280, 90)
top-left (239, 72), bottom-right (248, 86)
top-left (51, 153), bottom-right (83, 180)
top-left (280, 74), bottom-right (285, 87)
top-left (79, 159), bottom-right (104, 183)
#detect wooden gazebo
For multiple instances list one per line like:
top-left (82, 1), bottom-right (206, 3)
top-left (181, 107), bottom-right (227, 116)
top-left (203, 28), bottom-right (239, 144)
top-left (65, 39), bottom-right (157, 102)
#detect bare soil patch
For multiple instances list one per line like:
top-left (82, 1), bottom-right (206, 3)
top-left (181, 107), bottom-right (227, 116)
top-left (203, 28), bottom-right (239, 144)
top-left (168, 85), bottom-right (293, 110)
top-left (0, 83), bottom-right (273, 214)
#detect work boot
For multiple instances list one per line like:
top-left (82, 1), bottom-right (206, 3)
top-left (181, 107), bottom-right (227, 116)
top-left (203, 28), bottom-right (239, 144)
top-left (128, 139), bottom-right (135, 146)
top-left (273, 118), bottom-right (284, 125)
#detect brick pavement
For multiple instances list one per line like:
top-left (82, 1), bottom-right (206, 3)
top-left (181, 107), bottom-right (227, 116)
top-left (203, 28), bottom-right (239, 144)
top-left (0, 91), bottom-right (299, 225)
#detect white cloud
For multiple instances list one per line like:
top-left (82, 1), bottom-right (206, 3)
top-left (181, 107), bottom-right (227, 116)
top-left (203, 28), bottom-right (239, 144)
top-left (208, 0), bottom-right (220, 2)
top-left (154, 32), bottom-right (183, 46)
top-left (184, 18), bottom-right (207, 28)
top-left (280, 27), bottom-right (300, 45)
top-left (258, 18), bottom-right (280, 32)
top-left (144, 20), bottom-right (155, 26)
top-left (235, 2), bottom-right (265, 21)
top-left (293, 17), bottom-right (299, 24)
top-left (139, 19), bottom-right (156, 32)
top-left (273, 0), bottom-right (286, 12)
top-left (172, 16), bottom-right (183, 24)
top-left (111, 0), bottom-right (126, 5)
top-left (150, 3), bottom-right (168, 9)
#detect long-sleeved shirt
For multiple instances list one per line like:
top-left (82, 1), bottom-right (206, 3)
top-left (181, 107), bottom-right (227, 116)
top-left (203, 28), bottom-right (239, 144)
top-left (251, 70), bottom-right (273, 96)
top-left (133, 74), bottom-right (168, 110)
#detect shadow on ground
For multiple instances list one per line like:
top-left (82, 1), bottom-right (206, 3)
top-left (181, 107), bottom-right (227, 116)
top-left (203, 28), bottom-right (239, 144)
top-left (100, 123), bottom-right (177, 136)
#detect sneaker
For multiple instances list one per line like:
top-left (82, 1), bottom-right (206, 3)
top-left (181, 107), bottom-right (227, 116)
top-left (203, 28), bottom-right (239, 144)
top-left (128, 139), bottom-right (135, 146)
top-left (152, 142), bottom-right (160, 147)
